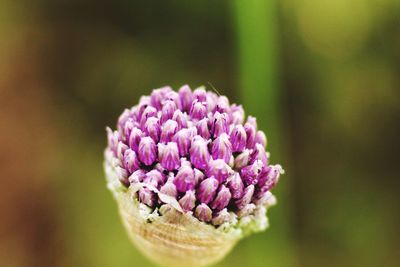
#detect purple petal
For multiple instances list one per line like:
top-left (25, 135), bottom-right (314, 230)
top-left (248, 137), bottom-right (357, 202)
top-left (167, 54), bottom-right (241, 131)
top-left (158, 142), bottom-right (180, 171)
top-left (189, 136), bottom-right (211, 170)
top-left (160, 119), bottom-right (178, 143)
top-left (143, 117), bottom-right (160, 142)
top-left (241, 160), bottom-right (264, 186)
top-left (123, 149), bottom-right (140, 174)
top-left (235, 185), bottom-right (254, 210)
top-left (174, 164), bottom-right (196, 193)
top-left (160, 100), bottom-right (177, 124)
top-left (230, 125), bottom-right (247, 152)
top-left (211, 111), bottom-right (229, 137)
top-left (196, 118), bottom-right (211, 139)
top-left (128, 127), bottom-right (143, 152)
top-left (227, 173), bottom-right (244, 199)
top-left (211, 133), bottom-right (232, 163)
top-left (197, 177), bottom-right (219, 204)
top-left (195, 203), bottom-right (212, 222)
top-left (189, 100), bottom-right (207, 121)
top-left (206, 159), bottom-right (232, 184)
top-left (172, 128), bottom-right (191, 157)
top-left (179, 190), bottom-right (196, 211)
top-left (138, 137), bottom-right (157, 166)
top-left (193, 87), bottom-right (207, 102)
top-left (255, 130), bottom-right (267, 148)
top-left (211, 185), bottom-right (232, 211)
top-left (178, 85), bottom-right (193, 112)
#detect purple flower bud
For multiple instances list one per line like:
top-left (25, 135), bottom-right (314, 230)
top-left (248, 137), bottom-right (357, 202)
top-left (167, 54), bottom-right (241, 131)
top-left (206, 91), bottom-right (218, 112)
top-left (193, 87), bottom-right (207, 102)
top-left (227, 173), bottom-right (244, 199)
top-left (197, 177), bottom-right (219, 204)
top-left (117, 142), bottom-right (129, 161)
top-left (179, 190), bottom-right (196, 211)
top-left (138, 137), bottom-right (157, 166)
top-left (106, 127), bottom-right (119, 155)
top-left (150, 87), bottom-right (168, 110)
top-left (211, 185), bottom-right (232, 211)
top-left (172, 109), bottom-right (187, 129)
top-left (212, 133), bottom-right (232, 163)
top-left (194, 168), bottom-right (205, 184)
top-left (140, 106), bottom-right (157, 127)
top-left (195, 203), bottom-right (212, 222)
top-left (178, 85), bottom-right (193, 112)
top-left (234, 149), bottom-right (250, 169)
top-left (190, 100), bottom-right (207, 121)
top-left (174, 164), bottom-right (196, 193)
top-left (143, 117), bottom-right (160, 142)
top-left (230, 125), bottom-right (247, 152)
top-left (160, 100), bottom-right (177, 124)
top-left (214, 96), bottom-right (230, 113)
top-left (129, 128), bottom-right (143, 152)
top-left (172, 129), bottom-right (191, 157)
top-left (206, 159), bottom-right (232, 184)
top-left (137, 94), bottom-right (150, 112)
top-left (235, 184), bottom-right (254, 210)
top-left (212, 208), bottom-right (231, 226)
top-left (249, 143), bottom-right (268, 165)
top-left (128, 169), bottom-right (145, 184)
top-left (230, 104), bottom-right (244, 125)
top-left (122, 118), bottom-right (135, 142)
top-left (160, 179), bottom-right (178, 198)
top-left (165, 90), bottom-right (182, 110)
top-left (123, 149), bottom-right (140, 174)
top-left (211, 112), bottom-right (229, 137)
top-left (160, 119), bottom-right (178, 143)
top-left (144, 169), bottom-right (166, 188)
top-left (255, 130), bottom-right (267, 148)
top-left (241, 160), bottom-right (264, 186)
top-left (116, 166), bottom-right (129, 186)
top-left (189, 136), bottom-right (211, 170)
top-left (139, 187), bottom-right (156, 207)
top-left (257, 164), bottom-right (283, 191)
top-left (196, 118), bottom-right (211, 139)
top-left (158, 142), bottom-right (180, 171)
top-left (244, 122), bottom-right (256, 149)
top-left (246, 116), bottom-right (257, 129)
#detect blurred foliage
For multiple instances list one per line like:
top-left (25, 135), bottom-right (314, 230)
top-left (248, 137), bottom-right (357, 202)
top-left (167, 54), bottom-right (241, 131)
top-left (0, 0), bottom-right (399, 267)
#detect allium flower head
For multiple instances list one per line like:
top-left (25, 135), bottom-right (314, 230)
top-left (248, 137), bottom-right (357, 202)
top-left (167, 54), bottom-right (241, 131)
top-left (104, 85), bottom-right (284, 267)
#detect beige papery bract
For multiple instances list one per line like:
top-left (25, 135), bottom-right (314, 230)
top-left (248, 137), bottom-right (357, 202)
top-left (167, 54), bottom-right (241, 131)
top-left (106, 161), bottom-right (244, 267)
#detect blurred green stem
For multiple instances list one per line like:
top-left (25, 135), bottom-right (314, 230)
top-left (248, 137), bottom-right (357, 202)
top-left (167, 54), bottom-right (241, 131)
top-left (231, 1), bottom-right (294, 266)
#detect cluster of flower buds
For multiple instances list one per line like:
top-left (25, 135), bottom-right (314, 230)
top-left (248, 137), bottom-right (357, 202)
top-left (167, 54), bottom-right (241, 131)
top-left (105, 85), bottom-right (283, 226)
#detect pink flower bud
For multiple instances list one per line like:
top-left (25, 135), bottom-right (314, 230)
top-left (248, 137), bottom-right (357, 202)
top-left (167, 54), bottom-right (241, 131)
top-left (138, 137), bottom-right (157, 166)
top-left (211, 185), bottom-right (232, 211)
top-left (195, 203), bottom-right (212, 222)
top-left (160, 119), bottom-right (178, 143)
top-left (179, 190), bottom-right (196, 212)
top-left (206, 159), bottom-right (232, 184)
top-left (197, 177), bottom-right (219, 204)
top-left (212, 133), bottom-right (232, 163)
top-left (235, 185), bottom-right (254, 210)
top-left (189, 136), bottom-right (211, 170)
top-left (158, 142), bottom-right (180, 171)
top-left (174, 164), bottom-right (196, 193)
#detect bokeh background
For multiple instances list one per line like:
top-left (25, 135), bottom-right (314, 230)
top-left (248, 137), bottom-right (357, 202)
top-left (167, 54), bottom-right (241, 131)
top-left (1, 0), bottom-right (399, 266)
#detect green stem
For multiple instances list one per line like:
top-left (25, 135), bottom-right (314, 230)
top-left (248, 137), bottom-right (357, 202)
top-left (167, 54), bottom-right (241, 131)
top-left (230, 1), bottom-right (294, 266)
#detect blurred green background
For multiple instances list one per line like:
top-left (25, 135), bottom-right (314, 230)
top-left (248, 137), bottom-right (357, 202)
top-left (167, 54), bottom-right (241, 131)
top-left (1, 0), bottom-right (399, 267)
